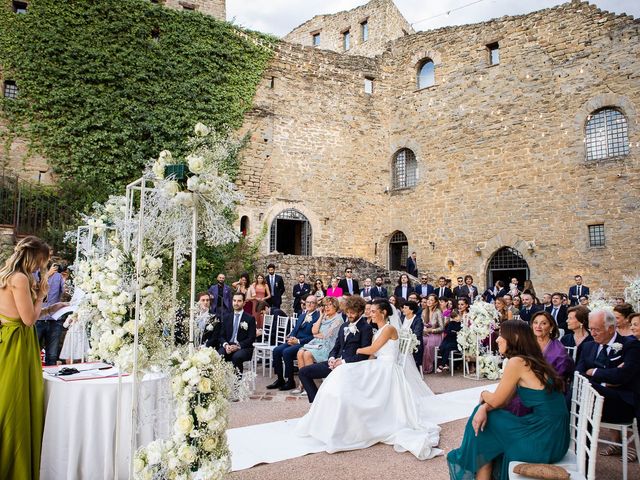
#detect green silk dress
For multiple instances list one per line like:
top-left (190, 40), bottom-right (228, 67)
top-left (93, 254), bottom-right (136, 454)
top-left (447, 385), bottom-right (570, 480)
top-left (0, 313), bottom-right (44, 480)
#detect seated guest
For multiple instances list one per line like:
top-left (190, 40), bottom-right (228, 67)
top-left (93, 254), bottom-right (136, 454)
top-left (518, 292), bottom-right (540, 323)
top-left (267, 295), bottom-right (320, 391)
top-left (394, 273), bottom-right (414, 300)
top-left (436, 310), bottom-right (463, 373)
top-left (456, 297), bottom-right (470, 324)
top-left (254, 300), bottom-right (286, 344)
top-left (422, 293), bottom-right (444, 374)
top-left (195, 292), bottom-right (220, 348)
top-left (217, 293), bottom-right (256, 374)
top-left (577, 309), bottom-right (640, 460)
top-left (579, 295), bottom-right (590, 307)
top-left (298, 295), bottom-right (373, 403)
top-left (494, 296), bottom-right (512, 323)
top-left (439, 297), bottom-right (452, 322)
top-left (613, 303), bottom-right (635, 337)
top-left (448, 320), bottom-right (569, 480)
top-left (292, 297), bottom-right (343, 395)
top-left (630, 313), bottom-right (640, 340)
top-left (326, 277), bottom-right (343, 298)
top-left (545, 292), bottom-right (569, 331)
top-left (400, 300), bottom-right (424, 369)
top-left (560, 305), bottom-right (592, 363)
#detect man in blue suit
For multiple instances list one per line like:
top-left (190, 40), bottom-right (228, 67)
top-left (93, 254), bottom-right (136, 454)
top-left (298, 295), bottom-right (373, 402)
top-left (266, 263), bottom-right (285, 309)
top-left (208, 273), bottom-right (232, 318)
top-left (370, 276), bottom-right (388, 299)
top-left (415, 274), bottom-right (434, 299)
top-left (267, 295), bottom-right (320, 391)
top-left (292, 273), bottom-right (311, 315)
top-left (568, 275), bottom-right (590, 306)
top-left (577, 309), bottom-right (640, 426)
top-left (519, 292), bottom-right (541, 323)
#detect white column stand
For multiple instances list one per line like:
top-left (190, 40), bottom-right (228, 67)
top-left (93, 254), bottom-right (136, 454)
top-left (188, 199), bottom-right (197, 355)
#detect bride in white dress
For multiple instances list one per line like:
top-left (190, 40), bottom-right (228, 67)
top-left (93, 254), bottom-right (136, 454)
top-left (295, 298), bottom-right (442, 460)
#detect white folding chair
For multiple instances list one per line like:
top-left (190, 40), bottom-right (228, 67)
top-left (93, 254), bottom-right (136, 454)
top-left (565, 345), bottom-right (577, 361)
top-left (509, 373), bottom-right (604, 480)
top-left (252, 315), bottom-right (274, 377)
top-left (434, 345), bottom-right (463, 376)
top-left (598, 418), bottom-right (640, 480)
top-left (396, 330), bottom-right (414, 369)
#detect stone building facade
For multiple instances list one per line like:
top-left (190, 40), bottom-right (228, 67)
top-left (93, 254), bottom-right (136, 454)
top-left (161, 0), bottom-right (225, 20)
top-left (236, 0), bottom-right (640, 296)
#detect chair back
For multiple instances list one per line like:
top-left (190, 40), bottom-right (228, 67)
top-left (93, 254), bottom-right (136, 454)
top-left (276, 316), bottom-right (289, 345)
top-left (565, 345), bottom-right (577, 361)
top-left (396, 329), bottom-right (415, 369)
top-left (558, 328), bottom-right (565, 338)
top-left (574, 375), bottom-right (604, 479)
top-left (569, 371), bottom-right (589, 451)
top-left (262, 314), bottom-right (274, 344)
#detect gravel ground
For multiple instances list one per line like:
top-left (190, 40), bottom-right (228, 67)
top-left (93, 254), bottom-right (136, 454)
top-left (228, 373), bottom-right (639, 480)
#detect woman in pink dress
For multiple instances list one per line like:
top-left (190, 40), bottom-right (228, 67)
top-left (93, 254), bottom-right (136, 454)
top-left (422, 293), bottom-right (444, 373)
top-left (326, 277), bottom-right (343, 297)
top-left (248, 274), bottom-right (271, 329)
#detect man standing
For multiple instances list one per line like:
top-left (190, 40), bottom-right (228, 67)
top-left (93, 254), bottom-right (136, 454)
top-left (298, 296), bottom-right (373, 402)
top-left (406, 251), bottom-right (418, 277)
top-left (519, 292), bottom-right (541, 323)
top-left (36, 261), bottom-right (66, 366)
top-left (569, 275), bottom-right (590, 306)
top-left (434, 276), bottom-right (452, 299)
top-left (218, 293), bottom-right (256, 374)
top-left (416, 275), bottom-right (434, 299)
top-left (266, 263), bottom-right (285, 309)
top-left (268, 295), bottom-right (319, 391)
top-left (292, 274), bottom-right (311, 315)
top-left (452, 277), bottom-right (465, 299)
top-left (208, 273), bottom-right (232, 318)
top-left (545, 292), bottom-right (569, 331)
top-left (460, 275), bottom-right (479, 304)
top-left (338, 267), bottom-right (359, 296)
top-left (370, 276), bottom-right (388, 299)
top-left (360, 278), bottom-right (373, 301)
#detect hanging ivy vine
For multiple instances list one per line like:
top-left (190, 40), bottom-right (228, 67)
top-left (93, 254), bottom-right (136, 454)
top-left (0, 0), bottom-right (276, 205)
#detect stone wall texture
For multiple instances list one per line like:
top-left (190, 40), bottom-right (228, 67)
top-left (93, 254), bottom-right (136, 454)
top-left (162, 0), bottom-right (225, 20)
top-left (284, 0), bottom-right (414, 58)
top-left (236, 0), bottom-right (640, 297)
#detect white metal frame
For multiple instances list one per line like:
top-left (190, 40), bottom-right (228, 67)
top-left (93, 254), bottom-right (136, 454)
top-left (434, 346), bottom-right (464, 376)
top-left (598, 419), bottom-right (640, 480)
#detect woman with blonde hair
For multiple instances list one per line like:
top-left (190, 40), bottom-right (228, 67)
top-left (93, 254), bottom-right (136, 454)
top-left (0, 236), bottom-right (66, 479)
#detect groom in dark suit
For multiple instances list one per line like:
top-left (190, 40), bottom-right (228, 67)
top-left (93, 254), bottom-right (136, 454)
top-left (577, 309), bottom-right (640, 425)
top-left (299, 296), bottom-right (373, 403)
top-left (217, 293), bottom-right (256, 374)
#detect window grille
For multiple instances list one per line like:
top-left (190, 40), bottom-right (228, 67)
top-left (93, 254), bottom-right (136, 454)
top-left (269, 209), bottom-right (312, 256)
top-left (488, 247), bottom-right (528, 270)
top-left (585, 108), bottom-right (629, 161)
top-left (3, 81), bottom-right (18, 99)
top-left (392, 149), bottom-right (417, 189)
top-left (588, 224), bottom-right (605, 247)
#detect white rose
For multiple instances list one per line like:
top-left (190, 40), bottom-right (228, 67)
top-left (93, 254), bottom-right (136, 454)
top-left (123, 321), bottom-right (136, 335)
top-left (182, 366), bottom-right (199, 383)
top-left (197, 377), bottom-right (212, 393)
top-left (164, 181), bottom-right (180, 196)
top-left (158, 150), bottom-right (173, 163)
top-left (152, 161), bottom-right (165, 179)
top-left (174, 191), bottom-right (194, 207)
top-left (193, 349), bottom-right (211, 366)
top-left (168, 456), bottom-right (181, 470)
top-left (146, 443), bottom-right (162, 465)
top-left (174, 415), bottom-right (194, 435)
top-left (187, 154), bottom-right (206, 174)
top-left (107, 334), bottom-right (123, 350)
top-left (194, 405), bottom-right (215, 423)
top-left (186, 175), bottom-right (200, 192)
top-left (133, 457), bottom-right (146, 472)
top-left (142, 285), bottom-right (155, 297)
top-left (177, 444), bottom-right (197, 464)
top-left (202, 437), bottom-right (217, 452)
top-left (194, 122), bottom-right (210, 137)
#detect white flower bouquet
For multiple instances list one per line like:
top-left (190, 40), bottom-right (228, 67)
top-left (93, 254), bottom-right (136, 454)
top-left (624, 275), bottom-right (640, 311)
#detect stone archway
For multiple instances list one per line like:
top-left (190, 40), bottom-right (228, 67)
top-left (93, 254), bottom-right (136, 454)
top-left (388, 231), bottom-right (408, 270)
top-left (486, 247), bottom-right (530, 290)
top-left (269, 209), bottom-right (312, 256)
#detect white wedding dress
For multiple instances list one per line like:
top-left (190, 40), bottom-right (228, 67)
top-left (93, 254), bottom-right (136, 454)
top-left (295, 322), bottom-right (443, 460)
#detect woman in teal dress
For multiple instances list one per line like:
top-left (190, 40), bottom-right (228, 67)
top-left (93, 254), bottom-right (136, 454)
top-left (448, 320), bottom-right (570, 480)
top-left (0, 236), bottom-right (64, 480)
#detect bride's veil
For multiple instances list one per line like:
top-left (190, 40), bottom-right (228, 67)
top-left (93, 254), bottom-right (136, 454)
top-left (389, 304), bottom-right (435, 398)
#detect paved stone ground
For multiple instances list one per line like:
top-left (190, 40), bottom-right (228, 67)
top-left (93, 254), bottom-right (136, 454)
top-left (229, 372), bottom-right (639, 480)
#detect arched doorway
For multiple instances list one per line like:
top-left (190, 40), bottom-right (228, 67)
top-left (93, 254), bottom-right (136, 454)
top-left (486, 247), bottom-right (529, 289)
top-left (269, 209), bottom-right (312, 256)
top-left (240, 216), bottom-right (249, 237)
top-left (389, 231), bottom-right (408, 270)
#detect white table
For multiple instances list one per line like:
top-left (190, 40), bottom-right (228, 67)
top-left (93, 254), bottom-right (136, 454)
top-left (41, 368), bottom-right (171, 480)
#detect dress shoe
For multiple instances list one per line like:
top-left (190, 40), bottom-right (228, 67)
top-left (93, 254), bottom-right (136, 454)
top-left (266, 379), bottom-right (285, 389)
top-left (279, 380), bottom-right (296, 391)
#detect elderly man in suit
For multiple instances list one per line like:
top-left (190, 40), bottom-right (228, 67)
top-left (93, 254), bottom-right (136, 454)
top-left (298, 295), bottom-right (373, 402)
top-left (217, 293), bottom-right (256, 374)
top-left (577, 309), bottom-right (640, 433)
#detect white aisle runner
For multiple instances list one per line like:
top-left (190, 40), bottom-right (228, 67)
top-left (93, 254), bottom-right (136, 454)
top-left (228, 383), bottom-right (497, 471)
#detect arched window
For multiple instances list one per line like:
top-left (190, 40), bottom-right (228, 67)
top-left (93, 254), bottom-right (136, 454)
top-left (269, 209), bottom-right (312, 256)
top-left (585, 108), bottom-right (629, 161)
top-left (389, 231), bottom-right (408, 270)
top-left (392, 148), bottom-right (417, 189)
top-left (240, 216), bottom-right (249, 237)
top-left (417, 59), bottom-right (435, 89)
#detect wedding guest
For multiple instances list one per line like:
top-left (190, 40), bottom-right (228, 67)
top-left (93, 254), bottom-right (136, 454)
top-left (484, 280), bottom-right (506, 304)
top-left (36, 258), bottom-right (66, 365)
top-left (502, 294), bottom-right (519, 319)
top-left (292, 297), bottom-right (343, 395)
top-left (359, 278), bottom-right (373, 301)
top-left (401, 300), bottom-right (424, 369)
top-left (370, 276), bottom-right (388, 299)
top-left (298, 295), bottom-right (373, 403)
top-left (452, 277), bottom-right (465, 300)
top-left (326, 277), bottom-right (343, 297)
top-left (0, 236), bottom-right (66, 479)
top-left (436, 310), bottom-right (463, 373)
top-left (448, 321), bottom-right (569, 480)
top-left (364, 302), bottom-right (373, 324)
top-left (439, 297), bottom-right (452, 322)
top-left (560, 306), bottom-right (592, 363)
top-left (247, 274), bottom-right (271, 329)
top-left (292, 274), bottom-right (311, 314)
top-left (568, 275), bottom-right (589, 306)
top-left (613, 303), bottom-right (635, 337)
top-left (407, 292), bottom-right (420, 304)
top-left (522, 279), bottom-right (536, 298)
top-left (266, 263), bottom-right (285, 309)
top-left (254, 300), bottom-right (286, 345)
top-left (196, 292), bottom-right (221, 348)
top-left (531, 311), bottom-right (574, 386)
top-left (388, 295), bottom-right (399, 308)
top-left (494, 297), bottom-right (512, 323)
top-left (630, 313), bottom-right (640, 340)
top-left (422, 293), bottom-right (444, 374)
top-left (231, 273), bottom-right (252, 315)
top-left (518, 293), bottom-right (540, 323)
top-left (541, 293), bottom-right (552, 309)
top-left (394, 273), bottom-right (414, 300)
top-left (268, 295), bottom-right (319, 391)
top-left (460, 275), bottom-right (479, 304)
top-left (579, 295), bottom-right (590, 307)
top-left (508, 277), bottom-right (521, 297)
top-left (544, 292), bottom-right (569, 331)
top-left (208, 273), bottom-right (232, 318)
top-left (416, 274), bottom-right (435, 299)
top-left (218, 292), bottom-right (256, 374)
top-left (311, 278), bottom-right (327, 299)
top-left (337, 267), bottom-right (359, 296)
top-left (456, 297), bottom-right (470, 323)
top-left (434, 276), bottom-right (452, 299)
top-left (406, 251), bottom-right (418, 277)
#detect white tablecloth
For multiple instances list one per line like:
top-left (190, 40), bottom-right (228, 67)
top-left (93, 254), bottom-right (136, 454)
top-left (41, 370), bottom-right (171, 480)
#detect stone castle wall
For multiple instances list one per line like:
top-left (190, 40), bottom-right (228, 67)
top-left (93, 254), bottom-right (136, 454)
top-left (238, 1), bottom-right (640, 296)
top-left (162, 0), bottom-right (225, 20)
top-left (284, 0), bottom-right (414, 58)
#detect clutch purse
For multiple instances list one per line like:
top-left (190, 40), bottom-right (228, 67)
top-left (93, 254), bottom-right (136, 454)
top-left (512, 463), bottom-right (570, 480)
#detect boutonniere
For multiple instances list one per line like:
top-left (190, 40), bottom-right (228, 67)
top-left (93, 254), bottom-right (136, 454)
top-left (348, 323), bottom-right (359, 336)
top-left (610, 342), bottom-right (623, 354)
top-left (240, 321), bottom-right (248, 331)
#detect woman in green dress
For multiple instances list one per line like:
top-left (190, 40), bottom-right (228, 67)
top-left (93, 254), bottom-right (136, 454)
top-left (448, 320), bottom-right (570, 480)
top-left (0, 236), bottom-right (63, 480)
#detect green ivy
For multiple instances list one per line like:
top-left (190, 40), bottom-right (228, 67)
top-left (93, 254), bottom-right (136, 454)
top-left (0, 0), bottom-right (276, 205)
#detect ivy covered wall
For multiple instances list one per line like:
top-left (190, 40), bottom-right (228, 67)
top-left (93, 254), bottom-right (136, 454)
top-left (0, 0), bottom-right (275, 205)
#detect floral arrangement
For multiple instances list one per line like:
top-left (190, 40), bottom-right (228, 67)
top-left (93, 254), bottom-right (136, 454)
top-left (624, 275), bottom-right (640, 310)
top-left (456, 301), bottom-right (500, 356)
top-left (398, 328), bottom-right (421, 354)
top-left (134, 348), bottom-right (236, 480)
top-left (478, 354), bottom-right (503, 380)
top-left (588, 289), bottom-right (614, 312)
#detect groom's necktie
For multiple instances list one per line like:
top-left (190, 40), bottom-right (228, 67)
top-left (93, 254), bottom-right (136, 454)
top-left (595, 345), bottom-right (609, 368)
top-left (231, 312), bottom-right (241, 343)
